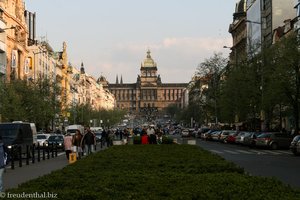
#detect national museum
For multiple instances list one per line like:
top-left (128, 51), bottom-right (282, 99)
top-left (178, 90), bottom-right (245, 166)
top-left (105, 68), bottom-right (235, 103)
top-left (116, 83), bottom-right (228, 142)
top-left (98, 50), bottom-right (189, 115)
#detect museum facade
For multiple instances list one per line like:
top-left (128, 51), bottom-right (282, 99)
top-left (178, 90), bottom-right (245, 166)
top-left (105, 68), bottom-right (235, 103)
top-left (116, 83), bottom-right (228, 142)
top-left (98, 50), bottom-right (189, 114)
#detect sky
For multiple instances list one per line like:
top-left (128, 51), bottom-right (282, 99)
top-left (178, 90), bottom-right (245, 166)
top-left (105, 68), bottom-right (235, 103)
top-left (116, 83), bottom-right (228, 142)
top-left (24, 0), bottom-right (238, 83)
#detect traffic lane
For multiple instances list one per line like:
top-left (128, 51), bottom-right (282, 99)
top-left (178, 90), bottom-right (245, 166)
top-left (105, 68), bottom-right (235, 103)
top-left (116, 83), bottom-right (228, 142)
top-left (196, 140), bottom-right (300, 189)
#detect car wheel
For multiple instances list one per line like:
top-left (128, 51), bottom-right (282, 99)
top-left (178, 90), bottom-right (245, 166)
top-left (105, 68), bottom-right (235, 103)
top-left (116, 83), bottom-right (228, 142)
top-left (271, 143), bottom-right (278, 150)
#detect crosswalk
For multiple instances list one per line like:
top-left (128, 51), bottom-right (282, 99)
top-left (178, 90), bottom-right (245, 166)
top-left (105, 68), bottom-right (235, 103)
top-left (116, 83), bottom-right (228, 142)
top-left (209, 149), bottom-right (292, 156)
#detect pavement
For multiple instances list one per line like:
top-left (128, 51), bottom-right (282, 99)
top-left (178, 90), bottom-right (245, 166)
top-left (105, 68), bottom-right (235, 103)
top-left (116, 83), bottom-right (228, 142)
top-left (3, 143), bottom-right (107, 190)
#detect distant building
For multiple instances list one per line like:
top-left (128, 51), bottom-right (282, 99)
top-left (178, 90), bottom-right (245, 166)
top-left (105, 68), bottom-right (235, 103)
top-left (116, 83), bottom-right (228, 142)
top-left (98, 50), bottom-right (188, 114)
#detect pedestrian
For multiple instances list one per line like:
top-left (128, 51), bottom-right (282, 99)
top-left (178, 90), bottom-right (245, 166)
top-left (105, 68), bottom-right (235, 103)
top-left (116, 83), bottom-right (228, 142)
top-left (108, 129), bottom-right (114, 146)
top-left (0, 136), bottom-right (7, 192)
top-left (72, 130), bottom-right (83, 159)
top-left (81, 127), bottom-right (96, 155)
top-left (101, 129), bottom-right (107, 147)
top-left (141, 133), bottom-right (149, 144)
top-left (64, 133), bottom-right (73, 160)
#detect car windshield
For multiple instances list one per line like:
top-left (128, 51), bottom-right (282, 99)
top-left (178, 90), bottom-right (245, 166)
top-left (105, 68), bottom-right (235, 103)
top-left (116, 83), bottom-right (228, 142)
top-left (37, 135), bottom-right (47, 139)
top-left (0, 127), bottom-right (19, 145)
top-left (48, 136), bottom-right (63, 142)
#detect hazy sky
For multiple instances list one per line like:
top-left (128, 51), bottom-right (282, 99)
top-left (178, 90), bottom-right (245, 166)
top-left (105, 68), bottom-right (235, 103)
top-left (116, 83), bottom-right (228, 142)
top-left (24, 0), bottom-right (238, 83)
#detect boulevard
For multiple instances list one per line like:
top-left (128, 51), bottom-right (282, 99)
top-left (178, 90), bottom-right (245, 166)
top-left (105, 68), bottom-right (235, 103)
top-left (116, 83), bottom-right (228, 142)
top-left (173, 135), bottom-right (300, 189)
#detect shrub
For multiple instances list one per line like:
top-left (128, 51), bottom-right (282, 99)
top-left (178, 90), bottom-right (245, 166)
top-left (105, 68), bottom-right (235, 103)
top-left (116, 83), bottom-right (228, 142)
top-left (7, 145), bottom-right (300, 200)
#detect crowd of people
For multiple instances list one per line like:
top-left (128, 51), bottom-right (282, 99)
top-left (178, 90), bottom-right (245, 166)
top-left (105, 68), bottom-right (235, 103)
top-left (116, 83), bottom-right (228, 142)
top-left (63, 127), bottom-right (98, 160)
top-left (63, 125), bottom-right (167, 160)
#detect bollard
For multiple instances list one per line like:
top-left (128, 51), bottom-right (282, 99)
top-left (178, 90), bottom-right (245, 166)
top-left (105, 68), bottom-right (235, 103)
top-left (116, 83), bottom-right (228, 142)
top-left (42, 144), bottom-right (46, 160)
top-left (47, 146), bottom-right (50, 159)
top-left (11, 147), bottom-right (14, 170)
top-left (26, 145), bottom-right (29, 165)
top-left (101, 139), bottom-right (103, 149)
top-left (55, 143), bottom-right (58, 157)
top-left (37, 143), bottom-right (41, 162)
top-left (18, 146), bottom-right (22, 168)
top-left (32, 144), bottom-right (35, 164)
top-left (51, 143), bottom-right (54, 158)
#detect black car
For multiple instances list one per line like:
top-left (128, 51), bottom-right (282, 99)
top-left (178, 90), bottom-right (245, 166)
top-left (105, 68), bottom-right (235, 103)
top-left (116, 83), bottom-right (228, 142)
top-left (46, 135), bottom-right (64, 150)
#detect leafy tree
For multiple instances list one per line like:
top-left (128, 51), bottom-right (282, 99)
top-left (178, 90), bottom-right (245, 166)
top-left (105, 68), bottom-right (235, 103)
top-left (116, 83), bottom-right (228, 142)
top-left (264, 33), bottom-right (300, 133)
top-left (194, 52), bottom-right (228, 125)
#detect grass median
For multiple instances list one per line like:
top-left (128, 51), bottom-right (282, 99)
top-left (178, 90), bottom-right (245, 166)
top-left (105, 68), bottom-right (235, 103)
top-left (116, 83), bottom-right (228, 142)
top-left (7, 145), bottom-right (300, 200)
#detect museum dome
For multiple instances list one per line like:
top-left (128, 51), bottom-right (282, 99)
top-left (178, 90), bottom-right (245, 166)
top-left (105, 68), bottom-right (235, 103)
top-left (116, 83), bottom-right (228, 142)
top-left (142, 50), bottom-right (157, 68)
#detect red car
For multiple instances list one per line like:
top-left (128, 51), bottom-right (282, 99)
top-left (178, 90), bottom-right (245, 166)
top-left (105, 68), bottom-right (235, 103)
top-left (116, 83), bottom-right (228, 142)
top-left (224, 131), bottom-right (238, 143)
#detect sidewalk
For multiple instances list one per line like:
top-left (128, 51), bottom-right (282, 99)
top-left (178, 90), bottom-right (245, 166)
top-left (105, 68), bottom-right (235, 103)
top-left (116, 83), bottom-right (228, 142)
top-left (3, 144), bottom-right (106, 190)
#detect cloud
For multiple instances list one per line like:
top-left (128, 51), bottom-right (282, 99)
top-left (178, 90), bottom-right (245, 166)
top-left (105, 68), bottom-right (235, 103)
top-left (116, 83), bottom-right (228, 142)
top-left (85, 36), bottom-right (232, 83)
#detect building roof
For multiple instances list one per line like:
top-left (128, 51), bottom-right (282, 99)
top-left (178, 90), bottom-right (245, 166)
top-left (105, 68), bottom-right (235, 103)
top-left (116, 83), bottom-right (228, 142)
top-left (141, 50), bottom-right (157, 68)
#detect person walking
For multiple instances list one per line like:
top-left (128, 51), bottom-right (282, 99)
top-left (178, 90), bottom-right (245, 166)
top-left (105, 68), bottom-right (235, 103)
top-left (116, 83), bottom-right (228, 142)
top-left (64, 133), bottom-right (73, 160)
top-left (81, 127), bottom-right (96, 155)
top-left (72, 130), bottom-right (83, 159)
top-left (0, 136), bottom-right (7, 192)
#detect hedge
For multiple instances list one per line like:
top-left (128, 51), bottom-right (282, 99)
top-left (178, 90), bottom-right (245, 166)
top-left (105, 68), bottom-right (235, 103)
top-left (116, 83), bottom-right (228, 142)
top-left (7, 145), bottom-right (300, 200)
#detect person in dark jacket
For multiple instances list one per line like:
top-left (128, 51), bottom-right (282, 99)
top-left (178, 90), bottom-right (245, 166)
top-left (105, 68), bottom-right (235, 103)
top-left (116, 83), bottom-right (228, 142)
top-left (81, 127), bottom-right (96, 155)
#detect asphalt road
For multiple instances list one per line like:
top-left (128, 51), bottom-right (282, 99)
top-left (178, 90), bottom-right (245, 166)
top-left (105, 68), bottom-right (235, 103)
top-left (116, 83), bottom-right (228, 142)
top-left (173, 135), bottom-right (300, 189)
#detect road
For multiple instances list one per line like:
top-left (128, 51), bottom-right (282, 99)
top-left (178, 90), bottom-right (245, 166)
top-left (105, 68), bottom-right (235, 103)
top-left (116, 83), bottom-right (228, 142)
top-left (173, 135), bottom-right (300, 189)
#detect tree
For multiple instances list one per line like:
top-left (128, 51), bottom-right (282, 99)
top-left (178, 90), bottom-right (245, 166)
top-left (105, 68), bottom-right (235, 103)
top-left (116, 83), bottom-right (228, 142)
top-left (265, 33), bottom-right (300, 133)
top-left (195, 52), bottom-right (228, 125)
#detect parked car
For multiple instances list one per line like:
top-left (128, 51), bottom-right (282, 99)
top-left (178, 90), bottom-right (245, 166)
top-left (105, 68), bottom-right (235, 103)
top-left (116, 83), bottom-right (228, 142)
top-left (196, 127), bottom-right (210, 138)
top-left (46, 134), bottom-right (64, 150)
top-left (211, 131), bottom-right (222, 141)
top-left (255, 132), bottom-right (293, 150)
top-left (37, 134), bottom-right (51, 147)
top-left (224, 131), bottom-right (238, 143)
top-left (201, 129), bottom-right (219, 141)
top-left (235, 132), bottom-right (252, 144)
top-left (290, 135), bottom-right (300, 155)
top-left (243, 132), bottom-right (261, 147)
top-left (219, 130), bottom-right (236, 143)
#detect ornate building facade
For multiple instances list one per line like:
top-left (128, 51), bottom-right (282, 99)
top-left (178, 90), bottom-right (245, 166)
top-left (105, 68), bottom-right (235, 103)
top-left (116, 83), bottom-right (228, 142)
top-left (98, 50), bottom-right (188, 115)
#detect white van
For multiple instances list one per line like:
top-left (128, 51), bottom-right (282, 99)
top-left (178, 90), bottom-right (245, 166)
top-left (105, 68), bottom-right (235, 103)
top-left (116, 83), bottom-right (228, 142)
top-left (66, 124), bottom-right (85, 135)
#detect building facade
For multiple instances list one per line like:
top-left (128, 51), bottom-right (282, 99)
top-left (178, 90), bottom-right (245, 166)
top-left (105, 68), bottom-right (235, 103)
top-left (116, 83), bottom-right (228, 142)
top-left (246, 0), bottom-right (297, 53)
top-left (0, 0), bottom-right (29, 81)
top-left (99, 50), bottom-right (188, 116)
top-left (228, 0), bottom-right (247, 64)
